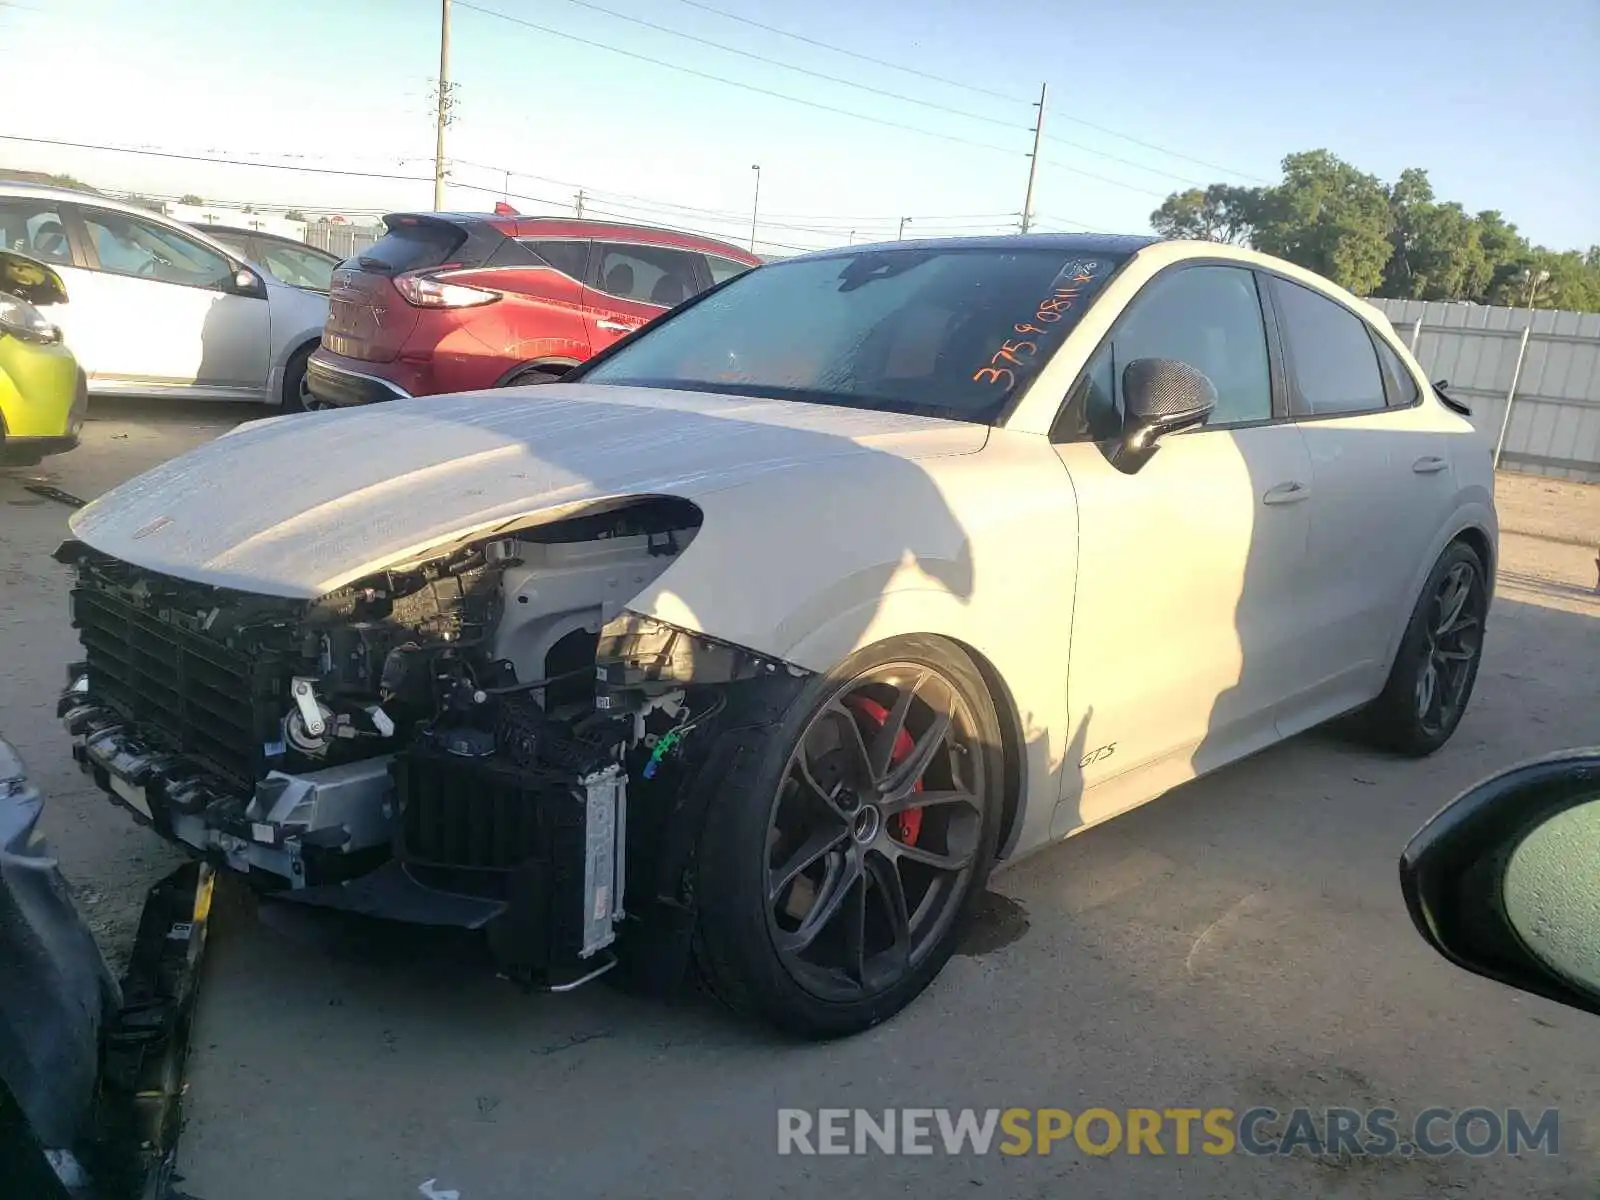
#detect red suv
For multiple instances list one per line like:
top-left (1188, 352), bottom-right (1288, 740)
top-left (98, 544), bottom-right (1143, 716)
top-left (306, 213), bottom-right (760, 406)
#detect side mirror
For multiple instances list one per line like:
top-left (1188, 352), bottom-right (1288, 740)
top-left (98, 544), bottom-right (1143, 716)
top-left (1107, 358), bottom-right (1216, 473)
top-left (227, 267), bottom-right (266, 299)
top-left (1400, 748), bottom-right (1600, 1016)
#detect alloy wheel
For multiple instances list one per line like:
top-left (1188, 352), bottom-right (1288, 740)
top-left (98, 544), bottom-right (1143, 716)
top-left (1415, 560), bottom-right (1485, 736)
top-left (764, 663), bottom-right (986, 1002)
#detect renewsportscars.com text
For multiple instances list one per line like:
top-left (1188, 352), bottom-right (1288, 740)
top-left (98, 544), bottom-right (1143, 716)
top-left (777, 1107), bottom-right (1559, 1158)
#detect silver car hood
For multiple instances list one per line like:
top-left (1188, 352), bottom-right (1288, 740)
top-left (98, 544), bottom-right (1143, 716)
top-left (69, 385), bottom-right (986, 597)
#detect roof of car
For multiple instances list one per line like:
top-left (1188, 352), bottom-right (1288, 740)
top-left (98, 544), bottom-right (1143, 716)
top-left (201, 225), bottom-right (338, 254)
top-left (0, 180), bottom-right (165, 217)
top-left (0, 182), bottom-right (246, 257)
top-left (791, 232), bottom-right (1165, 259)
top-left (388, 211), bottom-right (763, 264)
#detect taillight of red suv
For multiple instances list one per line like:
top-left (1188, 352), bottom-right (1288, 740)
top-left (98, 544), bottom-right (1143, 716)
top-left (392, 272), bottom-right (502, 309)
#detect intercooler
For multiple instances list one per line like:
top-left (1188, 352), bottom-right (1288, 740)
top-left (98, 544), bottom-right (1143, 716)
top-left (68, 582), bottom-right (291, 788)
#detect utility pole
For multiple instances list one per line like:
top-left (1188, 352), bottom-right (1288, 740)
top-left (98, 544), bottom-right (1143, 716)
top-left (897, 216), bottom-right (911, 241)
top-left (502, 168), bottom-right (510, 203)
top-left (749, 164), bottom-right (762, 254)
top-left (1020, 81), bottom-right (1047, 233)
top-left (432, 0), bottom-right (452, 211)
top-left (575, 189), bottom-right (585, 218)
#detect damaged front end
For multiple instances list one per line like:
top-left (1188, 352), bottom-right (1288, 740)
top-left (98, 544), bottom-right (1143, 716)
top-left (56, 499), bottom-right (809, 989)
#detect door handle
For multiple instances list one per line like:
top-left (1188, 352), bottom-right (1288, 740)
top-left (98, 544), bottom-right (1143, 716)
top-left (596, 318), bottom-right (638, 333)
top-left (1262, 481), bottom-right (1311, 505)
top-left (1412, 455), bottom-right (1449, 474)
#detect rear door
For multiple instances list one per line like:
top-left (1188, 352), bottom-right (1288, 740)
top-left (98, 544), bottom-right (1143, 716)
top-left (581, 242), bottom-right (705, 352)
top-left (1264, 275), bottom-right (1457, 729)
top-left (55, 205), bottom-right (270, 395)
top-left (322, 218), bottom-right (466, 362)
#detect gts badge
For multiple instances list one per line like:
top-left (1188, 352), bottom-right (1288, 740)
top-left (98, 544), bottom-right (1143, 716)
top-left (1080, 743), bottom-right (1117, 768)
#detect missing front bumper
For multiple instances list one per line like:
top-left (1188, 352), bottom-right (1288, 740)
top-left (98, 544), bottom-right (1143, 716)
top-left (60, 676), bottom-right (631, 975)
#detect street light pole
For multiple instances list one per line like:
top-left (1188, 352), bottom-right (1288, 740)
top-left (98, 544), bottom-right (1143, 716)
top-left (898, 216), bottom-right (911, 241)
top-left (749, 164), bottom-right (761, 254)
top-left (433, 0), bottom-right (452, 211)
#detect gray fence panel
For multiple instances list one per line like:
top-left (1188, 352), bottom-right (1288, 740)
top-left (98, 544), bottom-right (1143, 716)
top-left (1367, 297), bottom-right (1600, 483)
top-left (301, 223), bottom-right (384, 261)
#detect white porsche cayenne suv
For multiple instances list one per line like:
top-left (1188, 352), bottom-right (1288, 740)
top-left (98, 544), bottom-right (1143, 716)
top-left (56, 234), bottom-right (1494, 1036)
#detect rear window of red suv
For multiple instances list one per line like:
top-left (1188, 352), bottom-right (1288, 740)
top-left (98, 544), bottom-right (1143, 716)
top-left (357, 221), bottom-right (466, 275)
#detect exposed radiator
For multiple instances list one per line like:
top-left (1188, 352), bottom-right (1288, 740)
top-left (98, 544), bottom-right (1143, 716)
top-left (69, 584), bottom-right (291, 786)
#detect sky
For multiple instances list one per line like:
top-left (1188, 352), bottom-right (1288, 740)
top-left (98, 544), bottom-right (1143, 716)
top-left (1, 0), bottom-right (1595, 255)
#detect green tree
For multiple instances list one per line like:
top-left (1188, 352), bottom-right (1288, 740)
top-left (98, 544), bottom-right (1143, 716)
top-left (284, 209), bottom-right (307, 222)
top-left (179, 193), bottom-right (204, 205)
top-left (1148, 184), bottom-right (1262, 244)
top-left (1382, 170), bottom-right (1486, 300)
top-left (1250, 151), bottom-right (1394, 295)
top-left (1150, 153), bottom-right (1600, 311)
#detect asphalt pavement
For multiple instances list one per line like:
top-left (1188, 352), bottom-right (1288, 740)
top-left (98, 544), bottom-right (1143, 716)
top-left (2, 399), bottom-right (1596, 1200)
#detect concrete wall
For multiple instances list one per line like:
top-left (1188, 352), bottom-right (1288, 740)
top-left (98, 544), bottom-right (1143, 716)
top-left (1367, 298), bottom-right (1600, 484)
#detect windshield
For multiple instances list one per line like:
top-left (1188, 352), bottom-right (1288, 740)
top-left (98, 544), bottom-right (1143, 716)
top-left (579, 246), bottom-right (1126, 423)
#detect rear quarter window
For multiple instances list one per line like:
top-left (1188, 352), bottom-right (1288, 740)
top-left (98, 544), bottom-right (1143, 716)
top-left (1373, 337), bottom-right (1421, 407)
top-left (1270, 277), bottom-right (1388, 417)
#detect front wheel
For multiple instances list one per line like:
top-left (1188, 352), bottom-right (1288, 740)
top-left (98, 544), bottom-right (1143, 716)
top-left (694, 637), bottom-right (1003, 1037)
top-left (1358, 541), bottom-right (1488, 756)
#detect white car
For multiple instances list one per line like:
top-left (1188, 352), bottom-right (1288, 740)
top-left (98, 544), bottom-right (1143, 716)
top-left (0, 185), bottom-right (326, 408)
top-left (54, 235), bottom-right (1495, 1036)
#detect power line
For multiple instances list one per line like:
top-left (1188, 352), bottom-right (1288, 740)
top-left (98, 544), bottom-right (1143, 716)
top-left (1038, 156), bottom-right (1169, 199)
top-left (454, 158), bottom-right (1018, 225)
top-left (454, 2), bottom-right (1023, 158)
top-left (0, 134), bottom-right (437, 183)
top-left (500, 0), bottom-right (1214, 189)
top-left (665, 0), bottom-right (1029, 106)
top-left (1044, 110), bottom-right (1271, 185)
top-left (1042, 132), bottom-right (1207, 188)
top-left (668, 0), bottom-right (1267, 183)
top-left (456, 5), bottom-right (1196, 200)
top-left (545, 0), bottom-right (1027, 133)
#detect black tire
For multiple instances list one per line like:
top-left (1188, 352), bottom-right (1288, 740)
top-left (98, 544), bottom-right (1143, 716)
top-left (694, 635), bottom-right (1003, 1038)
top-left (281, 345), bottom-right (314, 412)
top-left (501, 365), bottom-right (570, 387)
top-left (1357, 541), bottom-right (1488, 756)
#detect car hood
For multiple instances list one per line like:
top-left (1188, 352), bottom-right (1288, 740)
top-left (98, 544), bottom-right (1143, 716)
top-left (68, 384), bottom-right (987, 597)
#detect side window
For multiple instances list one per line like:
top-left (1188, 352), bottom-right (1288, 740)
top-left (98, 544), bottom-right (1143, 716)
top-left (1270, 278), bottom-right (1387, 416)
top-left (1373, 336), bottom-right (1421, 408)
top-left (259, 242), bottom-right (336, 291)
top-left (525, 239), bottom-right (588, 282)
top-left (706, 255), bottom-right (751, 285)
top-left (594, 243), bottom-right (701, 308)
top-left (0, 200), bottom-right (72, 264)
top-left (80, 210), bottom-right (232, 289)
top-left (1057, 265), bottom-right (1271, 440)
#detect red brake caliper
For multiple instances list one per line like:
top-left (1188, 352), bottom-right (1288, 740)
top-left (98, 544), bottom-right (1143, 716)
top-left (842, 696), bottom-right (924, 846)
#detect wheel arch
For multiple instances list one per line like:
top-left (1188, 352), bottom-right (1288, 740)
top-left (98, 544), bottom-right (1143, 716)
top-left (1382, 502), bottom-right (1498, 674)
top-left (494, 357), bottom-right (582, 387)
top-left (941, 634), bottom-right (1028, 862)
top-left (275, 335), bottom-right (321, 406)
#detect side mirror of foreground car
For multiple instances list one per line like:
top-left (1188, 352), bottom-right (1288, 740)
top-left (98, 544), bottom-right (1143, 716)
top-left (1108, 357), bottom-right (1217, 473)
top-left (227, 267), bottom-right (267, 299)
top-left (1400, 748), bottom-right (1600, 1017)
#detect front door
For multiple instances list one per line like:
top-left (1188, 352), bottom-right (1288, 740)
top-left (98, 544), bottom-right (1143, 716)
top-left (55, 205), bottom-right (269, 396)
top-left (1049, 264), bottom-right (1313, 832)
